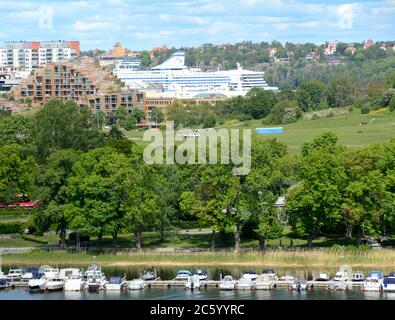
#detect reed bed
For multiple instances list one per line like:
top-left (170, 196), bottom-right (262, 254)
top-left (3, 248), bottom-right (395, 268)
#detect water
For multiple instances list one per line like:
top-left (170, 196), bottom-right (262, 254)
top-left (1, 265), bottom-right (395, 300)
top-left (1, 287), bottom-right (395, 300)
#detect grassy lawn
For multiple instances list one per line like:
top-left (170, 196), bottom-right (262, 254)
top-left (124, 108), bottom-right (395, 154)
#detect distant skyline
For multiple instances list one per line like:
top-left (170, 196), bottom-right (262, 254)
top-left (0, 0), bottom-right (394, 51)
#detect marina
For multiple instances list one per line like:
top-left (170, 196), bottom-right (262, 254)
top-left (1, 264), bottom-right (394, 299)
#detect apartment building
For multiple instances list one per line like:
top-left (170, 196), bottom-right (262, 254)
top-left (14, 57), bottom-right (145, 116)
top-left (0, 41), bottom-right (80, 72)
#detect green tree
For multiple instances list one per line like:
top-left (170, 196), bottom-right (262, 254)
top-left (32, 149), bottom-right (81, 246)
top-left (0, 144), bottom-right (37, 198)
top-left (0, 115), bottom-right (32, 147)
top-left (140, 51), bottom-right (152, 67)
top-left (151, 108), bottom-right (165, 126)
top-left (32, 99), bottom-right (104, 161)
top-left (244, 88), bottom-right (277, 119)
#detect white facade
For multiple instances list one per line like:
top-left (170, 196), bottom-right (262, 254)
top-left (0, 41), bottom-right (79, 72)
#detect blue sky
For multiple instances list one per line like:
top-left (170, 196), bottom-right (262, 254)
top-left (0, 0), bottom-right (394, 51)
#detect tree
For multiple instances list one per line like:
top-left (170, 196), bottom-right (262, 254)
top-left (244, 88), bottom-right (277, 119)
top-left (0, 144), bottom-right (37, 198)
top-left (151, 108), bottom-right (165, 127)
top-left (32, 99), bottom-right (104, 161)
top-left (297, 80), bottom-right (325, 111)
top-left (106, 125), bottom-right (126, 141)
top-left (0, 115), bottom-right (32, 146)
top-left (266, 100), bottom-right (301, 124)
top-left (326, 74), bottom-right (356, 108)
top-left (124, 115), bottom-right (137, 130)
top-left (203, 114), bottom-right (216, 128)
top-left (32, 149), bottom-right (81, 247)
top-left (244, 140), bottom-right (290, 250)
top-left (66, 148), bottom-right (130, 247)
top-left (140, 51), bottom-right (152, 67)
top-left (389, 95), bottom-right (395, 112)
top-left (287, 134), bottom-right (346, 247)
top-left (115, 107), bottom-right (127, 128)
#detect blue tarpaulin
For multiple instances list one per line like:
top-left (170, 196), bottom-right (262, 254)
top-left (256, 127), bottom-right (284, 134)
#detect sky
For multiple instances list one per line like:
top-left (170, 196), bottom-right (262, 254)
top-left (0, 0), bottom-right (394, 51)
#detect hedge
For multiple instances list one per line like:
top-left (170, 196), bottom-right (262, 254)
top-left (21, 235), bottom-right (48, 244)
top-left (0, 222), bottom-right (24, 234)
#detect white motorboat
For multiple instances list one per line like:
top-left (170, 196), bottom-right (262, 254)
top-left (64, 275), bottom-right (83, 291)
top-left (254, 274), bottom-right (275, 290)
top-left (175, 269), bottom-right (192, 280)
top-left (129, 279), bottom-right (146, 290)
top-left (363, 270), bottom-right (383, 292)
top-left (6, 269), bottom-right (24, 282)
top-left (333, 266), bottom-right (349, 282)
top-left (185, 275), bottom-right (202, 291)
top-left (313, 273), bottom-right (330, 281)
top-left (141, 267), bottom-right (159, 281)
top-left (278, 275), bottom-right (295, 282)
top-left (262, 269), bottom-right (278, 281)
top-left (236, 277), bottom-right (253, 290)
top-left (28, 278), bottom-right (47, 293)
top-left (39, 265), bottom-right (60, 279)
top-left (46, 277), bottom-right (64, 291)
top-left (191, 269), bottom-right (208, 281)
top-left (291, 279), bottom-right (312, 291)
top-left (383, 272), bottom-right (395, 292)
top-left (106, 276), bottom-right (127, 291)
top-left (352, 271), bottom-right (365, 282)
top-left (83, 264), bottom-right (107, 292)
top-left (60, 268), bottom-right (82, 280)
top-left (241, 268), bottom-right (257, 281)
top-left (219, 275), bottom-right (236, 291)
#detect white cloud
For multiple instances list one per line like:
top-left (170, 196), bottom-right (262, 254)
top-left (72, 21), bottom-right (118, 32)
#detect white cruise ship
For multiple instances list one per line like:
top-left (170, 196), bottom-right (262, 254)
top-left (113, 52), bottom-right (277, 95)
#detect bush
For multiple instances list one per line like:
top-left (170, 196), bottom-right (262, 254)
top-left (361, 104), bottom-right (371, 114)
top-left (0, 222), bottom-right (24, 234)
top-left (311, 114), bottom-right (320, 120)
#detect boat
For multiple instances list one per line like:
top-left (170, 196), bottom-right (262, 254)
top-left (113, 51), bottom-right (278, 95)
top-left (219, 275), bottom-right (236, 291)
top-left (39, 265), bottom-right (59, 279)
top-left (327, 281), bottom-right (349, 291)
top-left (363, 270), bottom-right (383, 292)
top-left (185, 275), bottom-right (202, 291)
top-left (141, 267), bottom-right (159, 281)
top-left (46, 277), bottom-right (64, 291)
top-left (383, 272), bottom-right (395, 292)
top-left (106, 276), bottom-right (128, 291)
top-left (28, 278), bottom-right (47, 293)
top-left (64, 274), bottom-right (84, 291)
top-left (129, 279), bottom-right (146, 290)
top-left (254, 274), bottom-right (275, 290)
top-left (242, 268), bottom-right (257, 281)
top-left (313, 273), bottom-right (330, 281)
top-left (351, 271), bottom-right (365, 282)
top-left (236, 277), bottom-right (253, 290)
top-left (6, 269), bottom-right (24, 282)
top-left (333, 266), bottom-right (349, 282)
top-left (278, 275), bottom-right (295, 282)
top-left (262, 268), bottom-right (278, 281)
top-left (21, 267), bottom-right (42, 282)
top-left (83, 264), bottom-right (107, 292)
top-left (291, 279), bottom-right (313, 291)
top-left (0, 272), bottom-right (10, 290)
top-left (191, 269), bottom-right (208, 281)
top-left (60, 268), bottom-right (82, 280)
top-left (175, 270), bottom-right (192, 281)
